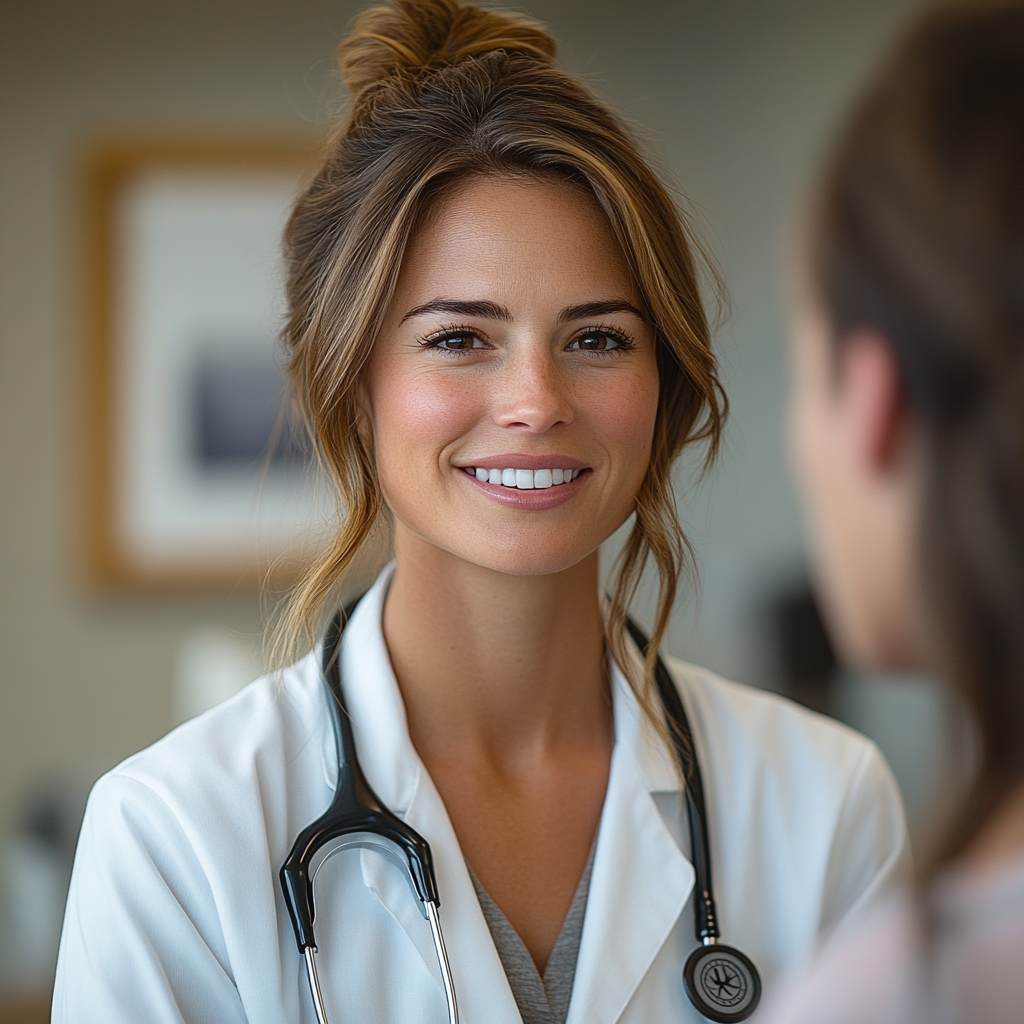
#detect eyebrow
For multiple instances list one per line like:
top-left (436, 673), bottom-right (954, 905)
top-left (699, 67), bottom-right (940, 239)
top-left (401, 299), bottom-right (512, 323)
top-left (557, 300), bottom-right (648, 323)
top-left (400, 298), bottom-right (648, 324)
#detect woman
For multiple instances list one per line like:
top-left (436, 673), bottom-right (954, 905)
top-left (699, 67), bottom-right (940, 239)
top-left (769, 2), bottom-right (1024, 1021)
top-left (53, 2), bottom-right (909, 1022)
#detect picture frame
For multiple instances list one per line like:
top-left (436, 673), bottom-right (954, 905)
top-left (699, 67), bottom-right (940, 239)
top-left (81, 136), bottom-right (334, 592)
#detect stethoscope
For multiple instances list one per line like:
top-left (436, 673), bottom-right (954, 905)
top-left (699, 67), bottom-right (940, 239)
top-left (280, 605), bottom-right (762, 1024)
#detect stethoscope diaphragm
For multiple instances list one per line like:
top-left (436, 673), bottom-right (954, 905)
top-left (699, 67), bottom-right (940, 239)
top-left (683, 942), bottom-right (761, 1023)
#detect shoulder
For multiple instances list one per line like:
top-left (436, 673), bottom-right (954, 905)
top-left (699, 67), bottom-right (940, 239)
top-left (666, 658), bottom-right (911, 934)
top-left (665, 656), bottom-right (885, 785)
top-left (665, 658), bottom-right (907, 872)
top-left (58, 656), bottom-right (330, 1023)
top-left (85, 650), bottom-right (329, 861)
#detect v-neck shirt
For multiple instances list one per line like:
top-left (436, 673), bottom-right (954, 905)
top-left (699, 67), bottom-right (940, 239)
top-left (468, 843), bottom-right (596, 1024)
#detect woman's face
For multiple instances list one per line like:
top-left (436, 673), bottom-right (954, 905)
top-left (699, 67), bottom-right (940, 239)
top-left (363, 175), bottom-right (660, 577)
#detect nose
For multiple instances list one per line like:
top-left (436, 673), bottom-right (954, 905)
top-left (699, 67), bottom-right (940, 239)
top-left (491, 343), bottom-right (574, 433)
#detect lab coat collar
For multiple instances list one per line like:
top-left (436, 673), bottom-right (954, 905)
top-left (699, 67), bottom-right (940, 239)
top-left (331, 566), bottom-right (695, 1024)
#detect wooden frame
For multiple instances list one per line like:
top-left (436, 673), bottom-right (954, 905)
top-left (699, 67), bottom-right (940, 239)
top-left (81, 137), bottom-right (326, 592)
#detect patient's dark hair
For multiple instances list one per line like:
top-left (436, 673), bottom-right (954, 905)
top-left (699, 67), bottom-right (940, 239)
top-left (810, 0), bottom-right (1024, 874)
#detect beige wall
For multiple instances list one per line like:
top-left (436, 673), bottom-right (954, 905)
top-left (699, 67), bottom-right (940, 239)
top-left (0, 0), bottom-right (930, 839)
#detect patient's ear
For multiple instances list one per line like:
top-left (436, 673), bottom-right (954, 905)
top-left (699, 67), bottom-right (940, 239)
top-left (836, 329), bottom-right (909, 476)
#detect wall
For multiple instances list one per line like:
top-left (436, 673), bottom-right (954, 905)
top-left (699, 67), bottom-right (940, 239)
top-left (0, 0), bottom-right (934, 962)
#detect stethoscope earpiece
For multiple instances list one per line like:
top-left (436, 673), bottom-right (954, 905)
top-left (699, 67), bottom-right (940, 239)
top-left (684, 942), bottom-right (761, 1023)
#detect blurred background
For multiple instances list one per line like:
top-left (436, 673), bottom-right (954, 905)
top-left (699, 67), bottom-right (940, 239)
top-left (0, 0), bottom-right (945, 1016)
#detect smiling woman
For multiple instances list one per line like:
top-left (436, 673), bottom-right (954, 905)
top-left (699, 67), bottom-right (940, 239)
top-left (53, 2), bottom-right (912, 1023)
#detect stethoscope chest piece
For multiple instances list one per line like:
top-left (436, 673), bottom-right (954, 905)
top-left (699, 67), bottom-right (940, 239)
top-left (683, 942), bottom-right (761, 1023)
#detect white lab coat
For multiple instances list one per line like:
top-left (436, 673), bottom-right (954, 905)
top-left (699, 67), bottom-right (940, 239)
top-left (53, 567), bottom-right (910, 1024)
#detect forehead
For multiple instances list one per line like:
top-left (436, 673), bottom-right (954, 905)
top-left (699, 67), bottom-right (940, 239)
top-left (396, 174), bottom-right (639, 308)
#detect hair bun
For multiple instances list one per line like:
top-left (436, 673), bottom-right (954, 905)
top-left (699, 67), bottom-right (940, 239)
top-left (338, 0), bottom-right (557, 104)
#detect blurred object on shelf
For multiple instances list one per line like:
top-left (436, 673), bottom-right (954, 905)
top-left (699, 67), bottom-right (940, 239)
top-left (174, 627), bottom-right (263, 725)
top-left (0, 781), bottom-right (86, 1006)
top-left (769, 584), bottom-right (838, 713)
top-left (760, 578), bottom-right (946, 842)
top-left (831, 671), bottom-right (947, 841)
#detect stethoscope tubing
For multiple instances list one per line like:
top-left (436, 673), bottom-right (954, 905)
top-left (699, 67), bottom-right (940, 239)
top-left (301, 910), bottom-right (458, 1024)
top-left (624, 618), bottom-right (720, 943)
top-left (303, 947), bottom-right (330, 1024)
top-left (426, 900), bottom-right (460, 1024)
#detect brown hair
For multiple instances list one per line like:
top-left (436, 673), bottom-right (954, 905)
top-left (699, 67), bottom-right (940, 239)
top-left (809, 0), bottom-right (1024, 875)
top-left (276, 0), bottom-right (726, 741)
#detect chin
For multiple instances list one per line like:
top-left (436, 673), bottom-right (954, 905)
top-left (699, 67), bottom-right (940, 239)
top-left (456, 542), bottom-right (595, 578)
top-left (393, 504), bottom-right (626, 579)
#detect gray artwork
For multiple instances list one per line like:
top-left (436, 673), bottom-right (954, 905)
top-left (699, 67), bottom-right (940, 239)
top-left (192, 342), bottom-right (305, 467)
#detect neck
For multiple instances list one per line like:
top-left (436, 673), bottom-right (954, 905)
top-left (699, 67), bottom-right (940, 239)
top-left (382, 529), bottom-right (610, 769)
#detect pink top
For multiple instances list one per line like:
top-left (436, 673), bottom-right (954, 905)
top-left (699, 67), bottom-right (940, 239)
top-left (760, 854), bottom-right (1024, 1024)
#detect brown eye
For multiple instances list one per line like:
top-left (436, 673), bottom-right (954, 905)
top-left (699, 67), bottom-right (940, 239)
top-left (568, 331), bottom-right (629, 352)
top-left (425, 330), bottom-right (487, 352)
top-left (439, 335), bottom-right (480, 350)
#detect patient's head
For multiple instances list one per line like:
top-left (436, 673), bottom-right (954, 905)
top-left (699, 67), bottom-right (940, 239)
top-left (789, 0), bottom-right (1024, 862)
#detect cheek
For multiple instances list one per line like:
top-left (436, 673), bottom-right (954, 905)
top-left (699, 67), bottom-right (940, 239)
top-left (587, 367), bottom-right (660, 466)
top-left (368, 365), bottom-right (482, 469)
top-left (787, 385), bottom-right (820, 497)
top-left (787, 345), bottom-right (836, 512)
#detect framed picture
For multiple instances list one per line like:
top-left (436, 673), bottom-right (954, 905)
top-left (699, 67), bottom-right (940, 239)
top-left (82, 137), bottom-right (336, 591)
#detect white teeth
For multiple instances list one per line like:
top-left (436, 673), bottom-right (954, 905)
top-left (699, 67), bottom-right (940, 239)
top-left (464, 466), bottom-right (584, 489)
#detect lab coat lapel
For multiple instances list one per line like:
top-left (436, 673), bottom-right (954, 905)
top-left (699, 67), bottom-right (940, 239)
top-left (339, 570), bottom-right (524, 1023)
top-left (566, 654), bottom-right (695, 1024)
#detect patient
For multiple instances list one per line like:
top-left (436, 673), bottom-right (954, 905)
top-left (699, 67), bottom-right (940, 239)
top-left (772, 2), bottom-right (1024, 1021)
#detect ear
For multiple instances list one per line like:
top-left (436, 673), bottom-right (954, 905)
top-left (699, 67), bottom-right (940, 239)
top-left (837, 329), bottom-right (908, 474)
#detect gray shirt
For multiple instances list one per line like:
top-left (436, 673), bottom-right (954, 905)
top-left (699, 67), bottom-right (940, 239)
top-left (469, 845), bottom-right (596, 1024)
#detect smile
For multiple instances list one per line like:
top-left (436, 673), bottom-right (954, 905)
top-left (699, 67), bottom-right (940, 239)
top-left (460, 467), bottom-right (583, 490)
